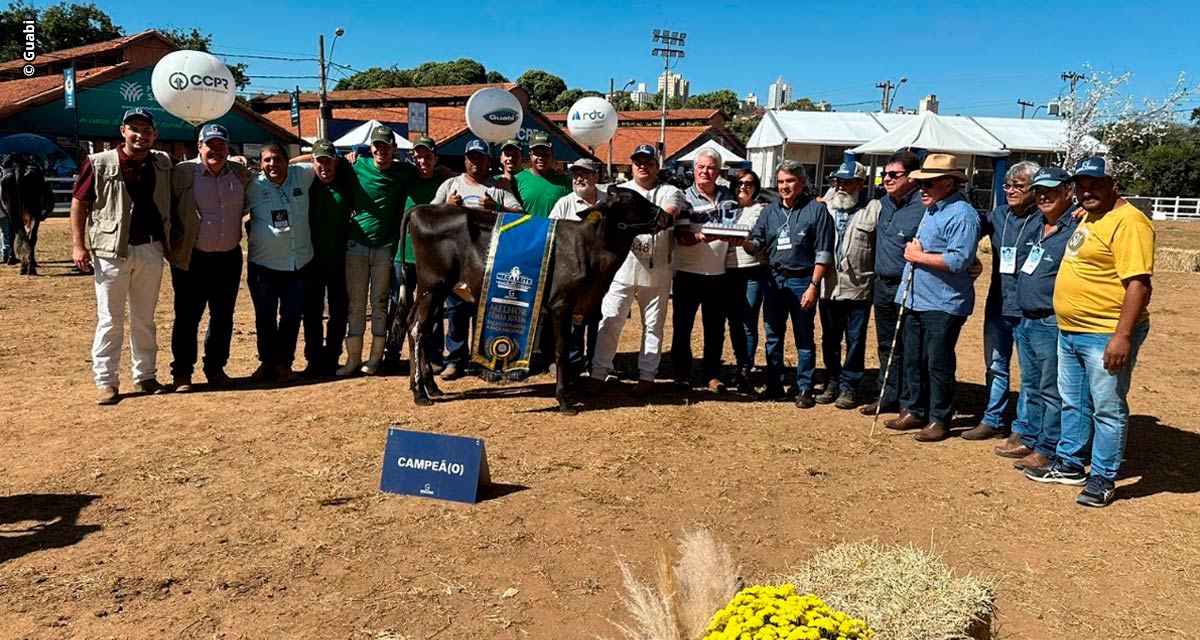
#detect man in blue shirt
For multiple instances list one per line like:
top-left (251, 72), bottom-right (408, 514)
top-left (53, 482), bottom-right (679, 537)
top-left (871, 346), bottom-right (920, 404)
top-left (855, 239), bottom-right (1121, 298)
top-left (860, 151), bottom-right (923, 417)
top-left (999, 166), bottom-right (1077, 469)
top-left (245, 142), bottom-right (316, 382)
top-left (884, 153), bottom-right (980, 441)
top-left (742, 160), bottom-right (834, 408)
top-left (963, 161), bottom-right (1040, 442)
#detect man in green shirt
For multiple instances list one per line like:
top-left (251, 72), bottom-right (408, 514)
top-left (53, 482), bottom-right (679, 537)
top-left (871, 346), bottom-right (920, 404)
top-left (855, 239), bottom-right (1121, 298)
top-left (385, 136), bottom-right (445, 370)
top-left (338, 125), bottom-right (415, 376)
top-left (512, 131), bottom-right (571, 218)
top-left (301, 139), bottom-right (356, 375)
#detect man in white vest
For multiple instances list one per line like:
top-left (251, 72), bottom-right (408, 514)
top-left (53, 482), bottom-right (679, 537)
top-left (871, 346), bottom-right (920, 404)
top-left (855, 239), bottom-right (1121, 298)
top-left (70, 108), bottom-right (174, 405)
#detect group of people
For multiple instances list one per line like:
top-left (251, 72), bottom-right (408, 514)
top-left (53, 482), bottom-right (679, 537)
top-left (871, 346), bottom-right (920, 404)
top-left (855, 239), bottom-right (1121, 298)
top-left (69, 106), bottom-right (1154, 508)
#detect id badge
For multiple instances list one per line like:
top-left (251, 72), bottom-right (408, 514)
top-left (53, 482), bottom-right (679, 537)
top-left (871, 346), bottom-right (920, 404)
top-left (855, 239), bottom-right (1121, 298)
top-left (998, 246), bottom-right (1017, 274)
top-left (271, 209), bottom-right (290, 230)
top-left (1021, 246), bottom-right (1044, 274)
top-left (776, 225), bottom-right (793, 251)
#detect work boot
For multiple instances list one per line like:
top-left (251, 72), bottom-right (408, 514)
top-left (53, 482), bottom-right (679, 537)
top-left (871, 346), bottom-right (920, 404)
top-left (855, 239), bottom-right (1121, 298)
top-left (734, 366), bottom-right (754, 394)
top-left (814, 385), bottom-right (838, 404)
top-left (914, 422), bottom-right (951, 442)
top-left (834, 389), bottom-right (858, 410)
top-left (206, 369), bottom-right (234, 388)
top-left (994, 433), bottom-right (1033, 458)
top-left (440, 362), bottom-right (464, 380)
top-left (961, 423), bottom-right (1007, 441)
top-left (172, 375), bottom-right (194, 394)
top-left (360, 336), bottom-right (387, 375)
top-left (1014, 451), bottom-right (1051, 471)
top-left (884, 411), bottom-right (928, 431)
top-left (795, 390), bottom-right (816, 409)
top-left (630, 380), bottom-right (655, 398)
top-left (336, 336), bottom-right (364, 376)
top-left (133, 378), bottom-right (167, 395)
top-left (96, 386), bottom-right (119, 405)
top-left (859, 400), bottom-right (899, 416)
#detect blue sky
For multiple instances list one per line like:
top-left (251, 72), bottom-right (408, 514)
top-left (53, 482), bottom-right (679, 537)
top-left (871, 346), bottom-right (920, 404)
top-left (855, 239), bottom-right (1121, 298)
top-left (75, 0), bottom-right (1200, 118)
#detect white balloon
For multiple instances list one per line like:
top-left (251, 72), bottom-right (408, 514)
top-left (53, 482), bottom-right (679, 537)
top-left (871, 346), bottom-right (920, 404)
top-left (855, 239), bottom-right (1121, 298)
top-left (464, 88), bottom-right (524, 143)
top-left (566, 97), bottom-right (618, 147)
top-left (151, 50), bottom-right (237, 126)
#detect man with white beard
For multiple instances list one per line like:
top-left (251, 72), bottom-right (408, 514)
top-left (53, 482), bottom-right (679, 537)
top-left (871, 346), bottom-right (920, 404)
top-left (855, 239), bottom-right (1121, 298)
top-left (816, 158), bottom-right (880, 409)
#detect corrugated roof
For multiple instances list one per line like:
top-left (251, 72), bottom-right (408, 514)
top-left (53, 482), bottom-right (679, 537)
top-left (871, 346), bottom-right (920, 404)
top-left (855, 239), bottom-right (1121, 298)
top-left (589, 126), bottom-right (719, 164)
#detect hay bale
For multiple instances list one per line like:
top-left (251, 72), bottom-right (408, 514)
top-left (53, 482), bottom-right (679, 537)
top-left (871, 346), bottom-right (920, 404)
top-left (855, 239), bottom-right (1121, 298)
top-left (1157, 248), bottom-right (1200, 273)
top-left (781, 542), bottom-right (996, 640)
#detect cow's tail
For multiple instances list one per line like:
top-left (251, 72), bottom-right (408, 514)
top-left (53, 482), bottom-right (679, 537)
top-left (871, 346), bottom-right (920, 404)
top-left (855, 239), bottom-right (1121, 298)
top-left (385, 208), bottom-right (413, 352)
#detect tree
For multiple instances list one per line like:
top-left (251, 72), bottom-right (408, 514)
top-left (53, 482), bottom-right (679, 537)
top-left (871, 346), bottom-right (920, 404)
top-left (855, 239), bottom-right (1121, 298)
top-left (159, 26), bottom-right (249, 89)
top-left (685, 89), bottom-right (740, 115)
top-left (334, 66), bottom-right (411, 90)
top-left (781, 98), bottom-right (821, 111)
top-left (516, 69), bottom-right (567, 112)
top-left (485, 70), bottom-right (508, 84)
top-left (1, 1), bottom-right (121, 60)
top-left (648, 92), bottom-right (685, 110)
top-left (727, 116), bottom-right (761, 145)
top-left (334, 58), bottom-right (501, 90)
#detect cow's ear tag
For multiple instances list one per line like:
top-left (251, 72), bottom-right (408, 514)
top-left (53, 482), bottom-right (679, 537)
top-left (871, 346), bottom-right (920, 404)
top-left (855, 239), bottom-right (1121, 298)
top-left (586, 211), bottom-right (603, 225)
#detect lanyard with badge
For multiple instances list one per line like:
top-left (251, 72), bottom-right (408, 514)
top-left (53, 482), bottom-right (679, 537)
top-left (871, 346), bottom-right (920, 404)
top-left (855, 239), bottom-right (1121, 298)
top-left (1020, 217), bottom-right (1059, 274)
top-left (776, 206), bottom-right (797, 252)
top-left (998, 211), bottom-right (1032, 275)
top-left (271, 185), bottom-right (291, 231)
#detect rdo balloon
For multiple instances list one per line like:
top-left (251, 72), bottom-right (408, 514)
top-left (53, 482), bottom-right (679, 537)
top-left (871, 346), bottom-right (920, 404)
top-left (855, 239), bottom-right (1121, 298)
top-left (464, 88), bottom-right (524, 143)
top-left (151, 50), bottom-right (237, 126)
top-left (566, 97), bottom-right (618, 147)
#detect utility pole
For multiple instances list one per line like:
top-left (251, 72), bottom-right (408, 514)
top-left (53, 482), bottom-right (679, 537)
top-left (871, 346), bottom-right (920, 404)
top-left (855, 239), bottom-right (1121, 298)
top-left (1061, 71), bottom-right (1085, 94)
top-left (652, 28), bottom-right (686, 159)
top-left (317, 34), bottom-right (327, 139)
top-left (1017, 99), bottom-right (1035, 119)
top-left (875, 77), bottom-right (907, 112)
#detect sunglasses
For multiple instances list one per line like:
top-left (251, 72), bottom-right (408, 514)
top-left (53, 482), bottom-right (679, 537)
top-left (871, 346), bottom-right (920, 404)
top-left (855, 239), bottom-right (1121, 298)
top-left (736, 181), bottom-right (756, 188)
top-left (1002, 183), bottom-right (1028, 192)
top-left (914, 179), bottom-right (943, 189)
top-left (883, 171), bottom-right (907, 180)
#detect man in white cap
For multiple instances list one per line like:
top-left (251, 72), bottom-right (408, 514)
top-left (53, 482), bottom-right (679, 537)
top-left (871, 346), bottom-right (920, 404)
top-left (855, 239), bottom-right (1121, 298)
top-left (585, 144), bottom-right (682, 397)
top-left (816, 156), bottom-right (880, 409)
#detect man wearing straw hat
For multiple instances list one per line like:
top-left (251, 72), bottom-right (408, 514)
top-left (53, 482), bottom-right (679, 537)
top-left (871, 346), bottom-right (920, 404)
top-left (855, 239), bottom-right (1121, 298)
top-left (884, 153), bottom-right (980, 442)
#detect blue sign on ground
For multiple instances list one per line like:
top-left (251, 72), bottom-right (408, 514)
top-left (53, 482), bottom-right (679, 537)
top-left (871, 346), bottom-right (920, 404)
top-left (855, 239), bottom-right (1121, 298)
top-left (379, 428), bottom-right (491, 503)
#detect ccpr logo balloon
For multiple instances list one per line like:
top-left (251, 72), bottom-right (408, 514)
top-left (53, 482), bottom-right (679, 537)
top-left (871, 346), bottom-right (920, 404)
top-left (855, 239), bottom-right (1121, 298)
top-left (465, 88), bottom-right (524, 143)
top-left (151, 50), bottom-right (237, 126)
top-left (566, 96), bottom-right (618, 147)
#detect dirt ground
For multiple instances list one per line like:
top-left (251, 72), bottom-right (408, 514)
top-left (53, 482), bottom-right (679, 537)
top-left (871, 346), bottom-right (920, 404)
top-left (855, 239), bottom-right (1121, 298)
top-left (2, 218), bottom-right (1199, 640)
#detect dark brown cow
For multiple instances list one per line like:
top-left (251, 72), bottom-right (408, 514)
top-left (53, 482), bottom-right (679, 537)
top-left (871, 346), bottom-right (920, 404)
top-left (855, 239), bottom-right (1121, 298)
top-left (400, 187), bottom-right (671, 414)
top-left (0, 153), bottom-right (54, 275)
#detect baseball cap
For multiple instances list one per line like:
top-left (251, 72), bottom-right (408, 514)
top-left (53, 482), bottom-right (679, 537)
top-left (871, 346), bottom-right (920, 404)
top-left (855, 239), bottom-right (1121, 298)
top-left (631, 144), bottom-right (657, 160)
top-left (500, 138), bottom-right (521, 151)
top-left (199, 123), bottom-right (228, 143)
top-left (529, 132), bottom-right (552, 149)
top-left (413, 136), bottom-right (436, 152)
top-left (369, 125), bottom-right (395, 144)
top-left (122, 107), bottom-right (155, 127)
top-left (828, 155), bottom-right (867, 181)
top-left (1029, 166), bottom-right (1070, 189)
top-left (1069, 156), bottom-right (1110, 180)
top-left (465, 139), bottom-right (489, 155)
top-left (568, 158), bottom-right (600, 173)
top-left (311, 139), bottom-right (336, 159)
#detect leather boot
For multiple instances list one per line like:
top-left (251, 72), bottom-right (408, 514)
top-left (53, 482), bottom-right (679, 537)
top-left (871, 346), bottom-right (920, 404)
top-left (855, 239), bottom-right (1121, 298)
top-left (336, 336), bottom-right (364, 376)
top-left (360, 335), bottom-right (387, 375)
top-left (914, 422), bottom-right (951, 442)
top-left (884, 410), bottom-right (928, 431)
top-left (994, 433), bottom-right (1034, 458)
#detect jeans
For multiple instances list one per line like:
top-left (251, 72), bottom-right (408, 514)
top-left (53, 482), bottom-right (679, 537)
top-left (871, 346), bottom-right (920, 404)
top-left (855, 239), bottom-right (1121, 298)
top-left (902, 309), bottom-right (967, 426)
top-left (1014, 316), bottom-right (1062, 457)
top-left (169, 246), bottom-right (242, 378)
top-left (444, 293), bottom-right (475, 367)
top-left (91, 242), bottom-right (164, 388)
top-left (1055, 322), bottom-right (1150, 482)
top-left (762, 272), bottom-right (817, 392)
top-left (873, 278), bottom-right (904, 407)
top-left (0, 213), bottom-right (12, 260)
top-left (302, 258), bottom-right (349, 368)
top-left (671, 270), bottom-right (728, 382)
top-left (248, 261), bottom-right (308, 367)
top-left (983, 312), bottom-right (1030, 433)
top-left (345, 240), bottom-right (393, 339)
top-left (726, 264), bottom-right (768, 368)
top-left (818, 298), bottom-right (872, 392)
top-left (386, 262), bottom-right (445, 365)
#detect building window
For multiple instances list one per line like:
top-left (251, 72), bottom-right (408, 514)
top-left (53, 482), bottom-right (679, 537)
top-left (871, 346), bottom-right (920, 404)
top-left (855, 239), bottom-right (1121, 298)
top-left (819, 145), bottom-right (850, 194)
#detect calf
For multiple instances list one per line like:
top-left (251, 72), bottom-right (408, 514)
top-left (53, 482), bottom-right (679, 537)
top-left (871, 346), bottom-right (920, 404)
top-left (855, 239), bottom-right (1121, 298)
top-left (401, 187), bottom-right (672, 414)
top-left (0, 154), bottom-right (54, 275)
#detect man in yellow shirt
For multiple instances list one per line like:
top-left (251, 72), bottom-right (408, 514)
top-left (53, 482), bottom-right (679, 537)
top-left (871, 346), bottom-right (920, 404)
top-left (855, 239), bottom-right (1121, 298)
top-left (1024, 156), bottom-right (1154, 508)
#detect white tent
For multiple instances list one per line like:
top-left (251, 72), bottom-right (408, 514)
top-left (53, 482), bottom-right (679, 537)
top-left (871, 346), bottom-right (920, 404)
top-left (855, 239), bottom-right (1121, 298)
top-left (331, 119), bottom-right (414, 150)
top-left (850, 111), bottom-right (1008, 157)
top-left (676, 141), bottom-right (747, 165)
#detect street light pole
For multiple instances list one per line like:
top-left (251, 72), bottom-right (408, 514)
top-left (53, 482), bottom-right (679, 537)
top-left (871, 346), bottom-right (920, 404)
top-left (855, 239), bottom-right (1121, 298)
top-left (607, 78), bottom-right (635, 180)
top-left (1017, 99), bottom-right (1035, 119)
top-left (316, 27), bottom-right (345, 140)
top-left (652, 28), bottom-right (686, 159)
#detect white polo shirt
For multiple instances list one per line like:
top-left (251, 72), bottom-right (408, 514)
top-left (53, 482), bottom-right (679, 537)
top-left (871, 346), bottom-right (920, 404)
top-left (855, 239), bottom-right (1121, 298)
top-left (610, 181), bottom-right (683, 288)
top-left (549, 187), bottom-right (607, 221)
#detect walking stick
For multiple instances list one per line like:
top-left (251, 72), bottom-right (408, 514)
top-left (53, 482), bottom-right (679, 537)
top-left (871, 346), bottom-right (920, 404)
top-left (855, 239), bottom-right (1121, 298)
top-left (871, 274), bottom-right (914, 437)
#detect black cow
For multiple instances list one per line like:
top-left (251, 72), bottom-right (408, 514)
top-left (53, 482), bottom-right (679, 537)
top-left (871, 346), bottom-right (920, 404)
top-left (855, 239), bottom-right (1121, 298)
top-left (400, 187), bottom-right (672, 414)
top-left (0, 153), bottom-right (54, 275)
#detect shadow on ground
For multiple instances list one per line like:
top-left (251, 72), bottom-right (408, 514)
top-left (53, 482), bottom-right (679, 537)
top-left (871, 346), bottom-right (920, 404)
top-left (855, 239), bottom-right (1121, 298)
top-left (0, 493), bottom-right (101, 564)
top-left (1119, 414), bottom-right (1200, 500)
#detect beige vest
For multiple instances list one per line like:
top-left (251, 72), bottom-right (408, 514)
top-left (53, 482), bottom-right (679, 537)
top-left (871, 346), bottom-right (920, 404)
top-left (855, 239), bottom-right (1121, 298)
top-left (87, 149), bottom-right (173, 259)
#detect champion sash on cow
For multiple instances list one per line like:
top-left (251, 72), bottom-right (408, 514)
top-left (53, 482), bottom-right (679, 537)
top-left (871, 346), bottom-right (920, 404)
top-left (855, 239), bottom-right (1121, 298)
top-left (471, 213), bottom-right (556, 379)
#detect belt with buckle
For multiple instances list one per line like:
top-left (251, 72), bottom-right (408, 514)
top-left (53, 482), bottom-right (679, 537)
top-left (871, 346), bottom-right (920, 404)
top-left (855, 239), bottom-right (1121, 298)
top-left (1023, 309), bottom-right (1055, 320)
top-left (128, 234), bottom-right (156, 246)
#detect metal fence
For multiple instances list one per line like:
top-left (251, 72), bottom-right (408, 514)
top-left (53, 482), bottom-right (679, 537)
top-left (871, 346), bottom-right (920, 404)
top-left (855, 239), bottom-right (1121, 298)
top-left (49, 177), bottom-right (73, 215)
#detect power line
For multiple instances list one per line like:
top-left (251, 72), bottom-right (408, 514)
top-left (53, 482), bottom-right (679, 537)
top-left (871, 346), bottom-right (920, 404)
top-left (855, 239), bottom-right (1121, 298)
top-left (213, 51), bottom-right (315, 62)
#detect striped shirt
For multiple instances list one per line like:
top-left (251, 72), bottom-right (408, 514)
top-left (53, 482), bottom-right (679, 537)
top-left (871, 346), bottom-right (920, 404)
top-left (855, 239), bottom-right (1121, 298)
top-left (898, 191), bottom-right (980, 316)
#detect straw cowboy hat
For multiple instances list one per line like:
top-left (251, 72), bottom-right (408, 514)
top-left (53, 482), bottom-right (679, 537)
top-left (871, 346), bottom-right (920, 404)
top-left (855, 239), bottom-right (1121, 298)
top-left (910, 153), bottom-right (968, 181)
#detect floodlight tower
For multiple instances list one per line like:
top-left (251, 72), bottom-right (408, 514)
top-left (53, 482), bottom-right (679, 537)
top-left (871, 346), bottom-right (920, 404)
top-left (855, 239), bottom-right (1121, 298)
top-left (651, 28), bottom-right (686, 158)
